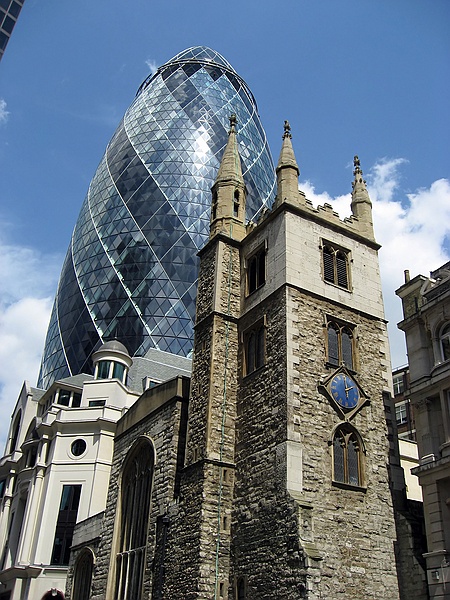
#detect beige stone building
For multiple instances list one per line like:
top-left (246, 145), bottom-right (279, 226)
top-left (397, 263), bottom-right (450, 599)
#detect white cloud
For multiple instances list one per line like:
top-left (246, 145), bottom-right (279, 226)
top-left (0, 297), bottom-right (53, 447)
top-left (300, 160), bottom-right (450, 369)
top-left (145, 59), bottom-right (159, 76)
top-left (0, 235), bottom-right (61, 450)
top-left (0, 99), bottom-right (9, 125)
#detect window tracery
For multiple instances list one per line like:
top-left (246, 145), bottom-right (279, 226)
top-left (243, 321), bottom-right (266, 375)
top-left (326, 320), bottom-right (355, 370)
top-left (114, 438), bottom-right (154, 600)
top-left (332, 425), bottom-right (364, 487)
top-left (322, 243), bottom-right (350, 289)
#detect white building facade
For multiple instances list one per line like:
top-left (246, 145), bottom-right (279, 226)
top-left (0, 341), bottom-right (190, 600)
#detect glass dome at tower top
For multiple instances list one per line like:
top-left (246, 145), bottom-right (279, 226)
top-left (38, 46), bottom-right (277, 390)
top-left (137, 46), bottom-right (245, 97)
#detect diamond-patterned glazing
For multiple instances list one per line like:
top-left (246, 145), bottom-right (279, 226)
top-left (38, 46), bottom-right (276, 389)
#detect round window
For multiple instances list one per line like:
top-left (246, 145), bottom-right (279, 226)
top-left (71, 439), bottom-right (87, 457)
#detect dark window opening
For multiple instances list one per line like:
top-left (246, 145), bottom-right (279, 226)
top-left (244, 322), bottom-right (265, 375)
top-left (237, 577), bottom-right (246, 600)
top-left (58, 389), bottom-right (71, 406)
top-left (323, 246), bottom-right (335, 283)
top-left (9, 412), bottom-right (21, 454)
top-left (51, 485), bottom-right (82, 565)
top-left (247, 247), bottom-right (266, 294)
top-left (327, 324), bottom-right (339, 366)
top-left (395, 403), bottom-right (408, 426)
top-left (233, 190), bottom-right (239, 217)
top-left (97, 360), bottom-right (111, 379)
top-left (113, 362), bottom-right (126, 381)
top-left (393, 373), bottom-right (405, 395)
top-left (115, 440), bottom-right (154, 600)
top-left (27, 447), bottom-right (37, 468)
top-left (336, 251), bottom-right (348, 288)
top-left (73, 549), bottom-right (94, 600)
top-left (212, 191), bottom-right (218, 220)
top-left (71, 439), bottom-right (87, 457)
top-left (89, 399), bottom-right (106, 407)
top-left (327, 321), bottom-right (355, 370)
top-left (322, 244), bottom-right (350, 289)
top-left (333, 427), bottom-right (363, 487)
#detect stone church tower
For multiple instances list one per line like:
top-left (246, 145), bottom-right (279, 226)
top-left (75, 118), bottom-right (402, 600)
top-left (164, 118), bottom-right (400, 599)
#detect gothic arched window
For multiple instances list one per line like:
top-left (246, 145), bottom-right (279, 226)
top-left (244, 321), bottom-right (266, 375)
top-left (327, 321), bottom-right (355, 370)
top-left (236, 576), bottom-right (247, 600)
top-left (247, 246), bottom-right (266, 294)
top-left (322, 243), bottom-right (350, 290)
top-left (72, 548), bottom-right (94, 600)
top-left (332, 425), bottom-right (364, 487)
top-left (114, 438), bottom-right (154, 600)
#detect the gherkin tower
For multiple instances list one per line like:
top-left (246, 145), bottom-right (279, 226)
top-left (38, 46), bottom-right (276, 389)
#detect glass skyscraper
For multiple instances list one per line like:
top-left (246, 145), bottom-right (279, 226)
top-left (0, 0), bottom-right (25, 60)
top-left (38, 46), bottom-right (276, 389)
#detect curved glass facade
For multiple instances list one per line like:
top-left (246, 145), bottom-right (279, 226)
top-left (38, 46), bottom-right (276, 389)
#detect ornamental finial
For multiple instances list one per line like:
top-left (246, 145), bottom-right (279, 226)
top-left (283, 120), bottom-right (292, 139)
top-left (352, 155), bottom-right (367, 190)
top-left (229, 114), bottom-right (237, 134)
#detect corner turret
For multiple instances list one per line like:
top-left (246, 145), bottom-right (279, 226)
top-left (274, 120), bottom-right (300, 207)
top-left (210, 114), bottom-right (246, 241)
top-left (351, 155), bottom-right (375, 241)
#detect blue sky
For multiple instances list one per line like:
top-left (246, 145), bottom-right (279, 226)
top-left (0, 0), bottom-right (449, 445)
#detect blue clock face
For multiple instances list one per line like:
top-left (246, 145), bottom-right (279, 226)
top-left (330, 374), bottom-right (359, 410)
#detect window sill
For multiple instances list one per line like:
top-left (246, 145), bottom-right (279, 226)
top-left (242, 364), bottom-right (266, 380)
top-left (325, 361), bottom-right (356, 375)
top-left (245, 282), bottom-right (265, 298)
top-left (323, 280), bottom-right (352, 293)
top-left (332, 480), bottom-right (366, 493)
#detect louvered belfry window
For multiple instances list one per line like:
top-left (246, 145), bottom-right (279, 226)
top-left (323, 246), bottom-right (335, 283)
top-left (336, 251), bottom-right (348, 288)
top-left (327, 321), bottom-right (354, 370)
top-left (322, 243), bottom-right (350, 289)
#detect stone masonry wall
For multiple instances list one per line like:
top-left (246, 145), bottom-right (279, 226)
top-left (229, 271), bottom-right (401, 599)
top-left (231, 287), bottom-right (309, 599)
top-left (88, 394), bottom-right (187, 600)
top-left (167, 235), bottom-right (241, 599)
top-left (188, 239), bottom-right (241, 464)
top-left (65, 512), bottom-right (104, 600)
top-left (286, 286), bottom-right (400, 599)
